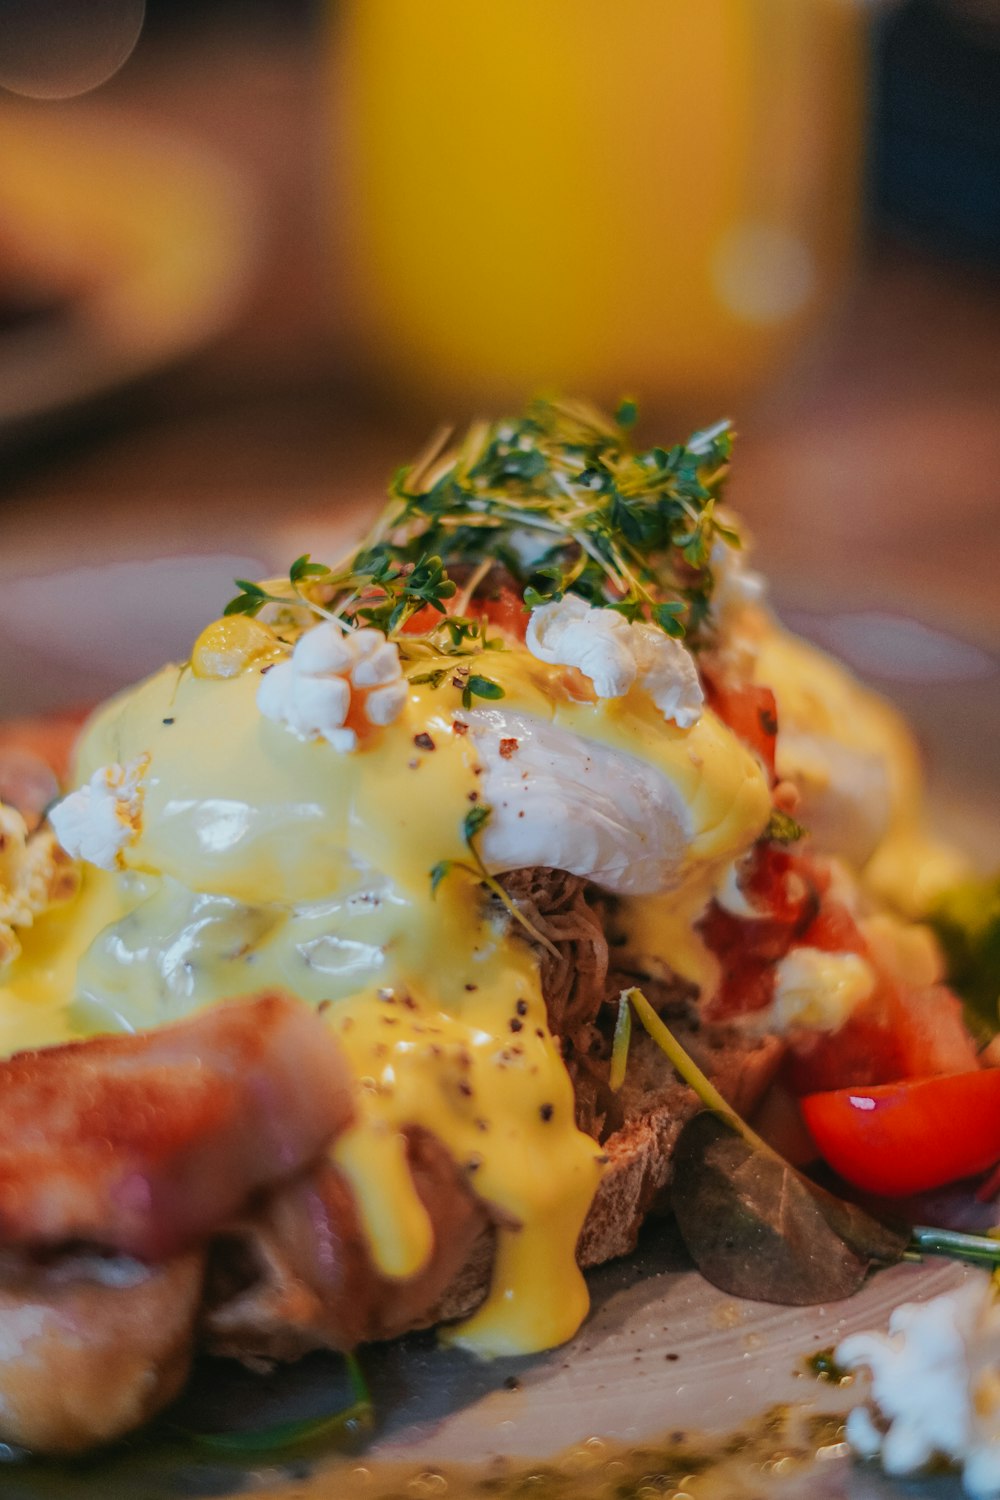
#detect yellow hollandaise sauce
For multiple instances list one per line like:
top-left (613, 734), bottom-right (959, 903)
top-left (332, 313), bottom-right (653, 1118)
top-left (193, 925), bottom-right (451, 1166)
top-left (0, 628), bottom-right (771, 1356)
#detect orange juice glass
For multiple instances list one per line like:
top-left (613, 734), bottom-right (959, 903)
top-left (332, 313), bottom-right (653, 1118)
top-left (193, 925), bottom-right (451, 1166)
top-left (333, 0), bottom-right (867, 416)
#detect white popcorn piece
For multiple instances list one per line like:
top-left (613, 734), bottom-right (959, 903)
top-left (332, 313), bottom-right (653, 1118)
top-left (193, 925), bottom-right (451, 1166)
top-left (838, 1278), bottom-right (1000, 1500)
top-left (526, 595), bottom-right (703, 728)
top-left (0, 803), bottom-right (29, 907)
top-left (631, 621), bottom-right (704, 730)
top-left (527, 595), bottom-right (637, 698)
top-left (710, 536), bottom-right (766, 622)
top-left (257, 623), bottom-right (407, 751)
top-left (49, 756), bottom-right (149, 872)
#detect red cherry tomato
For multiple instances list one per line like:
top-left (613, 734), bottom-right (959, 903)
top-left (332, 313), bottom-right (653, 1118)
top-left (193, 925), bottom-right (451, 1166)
top-left (786, 981), bottom-right (979, 1094)
top-left (401, 585), bottom-right (527, 641)
top-left (399, 601), bottom-right (449, 634)
top-left (473, 586), bottom-right (529, 640)
top-left (800, 1069), bottom-right (1000, 1197)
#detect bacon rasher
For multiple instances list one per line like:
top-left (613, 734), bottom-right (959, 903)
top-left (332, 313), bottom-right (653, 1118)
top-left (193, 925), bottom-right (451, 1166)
top-left (0, 993), bottom-right (355, 1261)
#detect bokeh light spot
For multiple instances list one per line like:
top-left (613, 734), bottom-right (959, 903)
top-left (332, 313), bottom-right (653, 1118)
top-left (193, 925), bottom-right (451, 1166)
top-left (0, 0), bottom-right (145, 99)
top-left (712, 222), bottom-right (816, 325)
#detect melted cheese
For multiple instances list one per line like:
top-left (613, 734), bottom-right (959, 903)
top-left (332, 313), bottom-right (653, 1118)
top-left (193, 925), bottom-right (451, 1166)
top-left (1, 630), bottom-right (771, 1355)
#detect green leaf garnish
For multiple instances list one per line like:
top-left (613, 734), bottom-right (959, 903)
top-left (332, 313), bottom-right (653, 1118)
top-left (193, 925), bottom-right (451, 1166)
top-left (223, 592), bottom-right (265, 618)
top-left (523, 563), bottom-right (567, 610)
top-left (765, 808), bottom-right (807, 845)
top-left (927, 873), bottom-right (1000, 1039)
top-left (223, 577), bottom-right (278, 618)
top-left (463, 803), bottom-right (492, 842)
top-left (614, 397), bottom-right (639, 430)
top-left (653, 600), bottom-right (686, 638)
top-left (290, 553), bottom-right (332, 584)
top-left (462, 674), bottom-right (505, 709)
top-left (184, 1353), bottom-right (372, 1455)
top-left (672, 1112), bottom-right (909, 1304)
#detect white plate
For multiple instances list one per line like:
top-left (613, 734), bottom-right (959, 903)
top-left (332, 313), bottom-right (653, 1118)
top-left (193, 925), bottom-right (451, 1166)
top-left (0, 1250), bottom-right (975, 1498)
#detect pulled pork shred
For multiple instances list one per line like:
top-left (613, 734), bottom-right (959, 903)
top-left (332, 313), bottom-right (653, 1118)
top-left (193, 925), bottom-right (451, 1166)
top-left (496, 867), bottom-right (697, 1138)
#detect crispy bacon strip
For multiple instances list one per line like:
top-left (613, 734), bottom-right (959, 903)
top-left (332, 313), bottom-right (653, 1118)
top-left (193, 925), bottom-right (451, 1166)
top-left (0, 993), bottom-right (354, 1262)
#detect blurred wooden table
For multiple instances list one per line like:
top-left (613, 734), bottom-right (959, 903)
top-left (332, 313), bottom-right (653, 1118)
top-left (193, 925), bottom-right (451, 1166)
top-left (2, 243), bottom-right (996, 627)
top-left (1, 8), bottom-right (998, 715)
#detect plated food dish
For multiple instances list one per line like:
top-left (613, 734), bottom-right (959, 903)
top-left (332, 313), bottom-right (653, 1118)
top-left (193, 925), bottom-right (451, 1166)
top-left (0, 398), bottom-right (997, 1487)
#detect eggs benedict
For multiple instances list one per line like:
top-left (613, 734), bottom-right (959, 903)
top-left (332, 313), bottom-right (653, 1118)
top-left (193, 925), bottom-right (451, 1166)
top-left (0, 397), bottom-right (980, 1453)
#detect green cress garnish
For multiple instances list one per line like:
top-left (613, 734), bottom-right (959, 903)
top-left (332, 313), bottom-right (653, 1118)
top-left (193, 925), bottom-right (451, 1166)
top-left (223, 396), bottom-right (742, 660)
top-left (430, 804), bottom-right (560, 960)
top-left (764, 808), bottom-right (806, 845)
top-left (928, 873), bottom-right (1000, 1042)
top-left (223, 398), bottom-right (746, 960)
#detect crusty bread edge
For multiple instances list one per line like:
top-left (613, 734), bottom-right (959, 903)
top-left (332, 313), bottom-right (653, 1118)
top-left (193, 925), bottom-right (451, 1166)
top-left (429, 1028), bottom-right (784, 1326)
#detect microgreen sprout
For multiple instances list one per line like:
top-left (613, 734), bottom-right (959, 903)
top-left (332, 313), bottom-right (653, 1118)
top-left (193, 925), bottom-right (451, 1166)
top-left (462, 674), bottom-right (505, 709)
top-left (429, 805), bottom-right (560, 961)
top-left (223, 397), bottom-right (742, 654)
top-left (609, 995), bottom-right (632, 1093)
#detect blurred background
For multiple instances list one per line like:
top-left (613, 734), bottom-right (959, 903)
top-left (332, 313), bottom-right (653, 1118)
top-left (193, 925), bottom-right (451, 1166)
top-left (0, 0), bottom-right (997, 811)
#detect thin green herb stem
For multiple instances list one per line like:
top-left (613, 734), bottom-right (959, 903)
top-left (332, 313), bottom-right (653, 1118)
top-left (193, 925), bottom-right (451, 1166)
top-left (609, 997), bottom-right (632, 1092)
top-left (185, 1353), bottom-right (373, 1455)
top-left (609, 544), bottom-right (655, 606)
top-left (464, 848), bottom-right (562, 962)
top-left (623, 988), bottom-right (774, 1158)
top-left (454, 557), bottom-right (493, 617)
top-left (909, 1225), bottom-right (1000, 1268)
top-left (403, 423), bottom-right (454, 494)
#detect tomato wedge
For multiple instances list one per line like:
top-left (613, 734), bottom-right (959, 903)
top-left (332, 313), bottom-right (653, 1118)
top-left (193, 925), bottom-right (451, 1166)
top-left (702, 676), bottom-right (778, 778)
top-left (800, 1070), bottom-right (1000, 1197)
top-left (401, 583), bottom-right (528, 641)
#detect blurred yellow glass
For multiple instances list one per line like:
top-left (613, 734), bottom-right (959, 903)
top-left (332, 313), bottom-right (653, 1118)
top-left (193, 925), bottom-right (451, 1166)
top-left (334, 0), bottom-right (866, 416)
